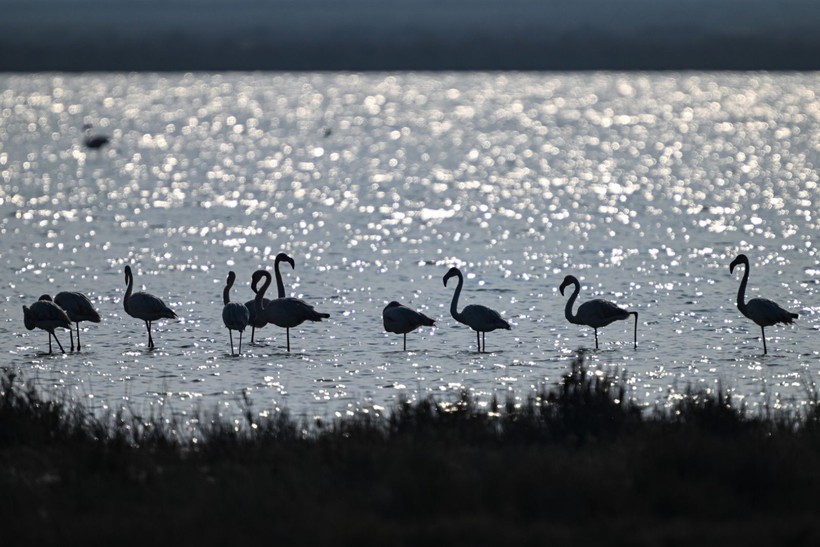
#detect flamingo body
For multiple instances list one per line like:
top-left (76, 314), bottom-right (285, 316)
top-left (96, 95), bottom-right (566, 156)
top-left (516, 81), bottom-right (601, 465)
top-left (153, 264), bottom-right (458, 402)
top-left (23, 295), bottom-right (71, 354)
top-left (222, 271), bottom-right (250, 356)
top-left (123, 265), bottom-right (177, 349)
top-left (54, 291), bottom-right (101, 351)
top-left (560, 275), bottom-right (638, 349)
top-left (443, 267), bottom-right (510, 353)
top-left (729, 254), bottom-right (798, 354)
top-left (382, 301), bottom-right (436, 351)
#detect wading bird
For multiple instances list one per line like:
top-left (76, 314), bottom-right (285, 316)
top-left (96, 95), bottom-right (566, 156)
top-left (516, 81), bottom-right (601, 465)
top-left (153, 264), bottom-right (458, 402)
top-left (23, 295), bottom-right (72, 354)
top-left (383, 301), bottom-right (435, 351)
top-left (559, 275), bottom-right (638, 349)
top-left (123, 265), bottom-right (177, 349)
top-left (729, 254), bottom-right (798, 355)
top-left (54, 291), bottom-right (101, 351)
top-left (243, 253), bottom-right (290, 345)
top-left (222, 271), bottom-right (250, 356)
top-left (83, 123), bottom-right (110, 150)
top-left (251, 263), bottom-right (330, 352)
top-left (443, 267), bottom-right (510, 353)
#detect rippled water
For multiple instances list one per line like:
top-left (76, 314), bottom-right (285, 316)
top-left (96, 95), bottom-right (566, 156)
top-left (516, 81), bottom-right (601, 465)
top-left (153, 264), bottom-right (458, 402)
top-left (0, 72), bottom-right (817, 423)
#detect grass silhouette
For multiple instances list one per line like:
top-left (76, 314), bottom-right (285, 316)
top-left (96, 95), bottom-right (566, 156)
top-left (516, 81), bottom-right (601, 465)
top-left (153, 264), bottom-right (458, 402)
top-left (2, 351), bottom-right (820, 546)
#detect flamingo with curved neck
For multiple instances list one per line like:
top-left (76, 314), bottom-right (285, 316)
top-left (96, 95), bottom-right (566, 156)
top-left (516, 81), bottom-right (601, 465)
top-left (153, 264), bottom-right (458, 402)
top-left (443, 266), bottom-right (510, 353)
top-left (251, 260), bottom-right (330, 352)
top-left (729, 254), bottom-right (798, 355)
top-left (123, 265), bottom-right (177, 349)
top-left (559, 275), bottom-right (638, 349)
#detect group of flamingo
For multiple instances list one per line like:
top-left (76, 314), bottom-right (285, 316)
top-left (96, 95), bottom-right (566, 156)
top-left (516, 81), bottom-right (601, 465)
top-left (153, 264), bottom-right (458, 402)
top-left (22, 253), bottom-right (799, 356)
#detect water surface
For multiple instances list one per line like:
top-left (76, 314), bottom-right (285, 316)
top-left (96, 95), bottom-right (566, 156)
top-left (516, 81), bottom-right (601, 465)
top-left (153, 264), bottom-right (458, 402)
top-left (1, 72), bottom-right (817, 424)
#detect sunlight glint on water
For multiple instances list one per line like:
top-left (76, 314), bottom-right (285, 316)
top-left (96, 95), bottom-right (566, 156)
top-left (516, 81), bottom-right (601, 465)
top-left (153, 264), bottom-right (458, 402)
top-left (0, 73), bottom-right (817, 424)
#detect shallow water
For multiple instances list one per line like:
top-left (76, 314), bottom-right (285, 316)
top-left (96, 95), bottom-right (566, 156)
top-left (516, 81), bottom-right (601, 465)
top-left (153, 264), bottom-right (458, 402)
top-left (0, 72), bottom-right (817, 424)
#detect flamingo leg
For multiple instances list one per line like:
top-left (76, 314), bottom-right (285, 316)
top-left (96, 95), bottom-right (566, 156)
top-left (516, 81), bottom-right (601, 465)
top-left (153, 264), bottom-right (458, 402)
top-left (69, 326), bottom-right (75, 352)
top-left (476, 330), bottom-right (481, 353)
top-left (482, 332), bottom-right (486, 353)
top-left (146, 320), bottom-right (154, 349)
top-left (229, 329), bottom-right (235, 356)
top-left (52, 332), bottom-right (66, 354)
top-left (238, 331), bottom-right (243, 355)
top-left (76, 322), bottom-right (82, 352)
top-left (250, 326), bottom-right (256, 345)
top-left (761, 326), bottom-right (767, 355)
top-left (47, 332), bottom-right (53, 354)
top-left (286, 328), bottom-right (291, 352)
top-left (594, 328), bottom-right (599, 349)
top-left (403, 333), bottom-right (407, 351)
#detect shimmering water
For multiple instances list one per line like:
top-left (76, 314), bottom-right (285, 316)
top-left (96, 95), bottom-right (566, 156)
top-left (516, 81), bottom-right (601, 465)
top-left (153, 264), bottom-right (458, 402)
top-left (1, 72), bottom-right (817, 423)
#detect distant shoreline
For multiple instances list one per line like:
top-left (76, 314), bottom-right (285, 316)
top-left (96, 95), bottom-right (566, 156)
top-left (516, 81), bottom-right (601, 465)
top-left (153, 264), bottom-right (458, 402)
top-left (2, 1), bottom-right (819, 71)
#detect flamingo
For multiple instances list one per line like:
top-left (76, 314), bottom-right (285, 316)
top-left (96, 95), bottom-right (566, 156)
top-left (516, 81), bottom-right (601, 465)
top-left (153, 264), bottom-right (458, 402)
top-left (243, 253), bottom-right (289, 344)
top-left (54, 291), bottom-right (101, 351)
top-left (251, 265), bottom-right (330, 352)
top-left (442, 267), bottom-right (510, 353)
top-left (83, 123), bottom-right (110, 150)
top-left (729, 254), bottom-right (798, 355)
top-left (23, 295), bottom-right (71, 354)
top-left (222, 271), bottom-right (250, 356)
top-left (123, 265), bottom-right (177, 349)
top-left (559, 275), bottom-right (638, 349)
top-left (383, 301), bottom-right (435, 351)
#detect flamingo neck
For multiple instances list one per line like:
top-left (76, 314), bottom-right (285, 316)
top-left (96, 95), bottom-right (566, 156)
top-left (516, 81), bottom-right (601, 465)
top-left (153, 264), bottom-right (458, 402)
top-left (274, 257), bottom-right (287, 298)
top-left (223, 279), bottom-right (232, 306)
top-left (564, 280), bottom-right (581, 325)
top-left (449, 272), bottom-right (465, 321)
top-left (124, 270), bottom-right (133, 313)
top-left (736, 262), bottom-right (749, 313)
top-left (255, 272), bottom-right (272, 314)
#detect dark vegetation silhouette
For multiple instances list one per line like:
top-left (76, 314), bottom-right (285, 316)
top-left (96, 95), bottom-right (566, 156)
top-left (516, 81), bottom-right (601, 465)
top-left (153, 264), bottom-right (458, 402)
top-left (3, 352), bottom-right (820, 545)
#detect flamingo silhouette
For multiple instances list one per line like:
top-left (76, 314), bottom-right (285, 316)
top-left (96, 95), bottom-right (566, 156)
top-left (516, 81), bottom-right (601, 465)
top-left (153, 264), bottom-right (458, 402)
top-left (559, 275), bottom-right (638, 349)
top-left (243, 253), bottom-right (290, 344)
top-left (383, 301), bottom-right (435, 351)
top-left (123, 265), bottom-right (177, 349)
top-left (222, 271), bottom-right (250, 356)
top-left (54, 291), bottom-right (101, 351)
top-left (23, 295), bottom-right (72, 354)
top-left (729, 254), bottom-right (798, 355)
top-left (442, 267), bottom-right (510, 353)
top-left (83, 123), bottom-right (110, 150)
top-left (251, 263), bottom-right (330, 352)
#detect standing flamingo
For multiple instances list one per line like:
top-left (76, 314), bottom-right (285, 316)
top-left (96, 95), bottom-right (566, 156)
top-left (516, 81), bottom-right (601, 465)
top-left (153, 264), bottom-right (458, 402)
top-left (54, 291), bottom-right (101, 351)
top-left (251, 266), bottom-right (330, 352)
top-left (729, 254), bottom-right (798, 355)
top-left (243, 253), bottom-right (290, 344)
top-left (23, 295), bottom-right (72, 354)
top-left (383, 301), bottom-right (435, 351)
top-left (442, 267), bottom-right (510, 353)
top-left (222, 271), bottom-right (250, 356)
top-left (559, 275), bottom-right (638, 349)
top-left (123, 265), bottom-right (177, 349)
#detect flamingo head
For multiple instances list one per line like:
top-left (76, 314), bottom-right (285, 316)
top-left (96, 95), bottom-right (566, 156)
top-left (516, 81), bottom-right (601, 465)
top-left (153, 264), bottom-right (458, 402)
top-left (275, 253), bottom-right (295, 270)
top-left (124, 265), bottom-right (132, 284)
top-left (559, 275), bottom-right (578, 296)
top-left (251, 270), bottom-right (268, 292)
top-left (729, 254), bottom-right (748, 274)
top-left (443, 267), bottom-right (461, 287)
top-left (226, 271), bottom-right (236, 286)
